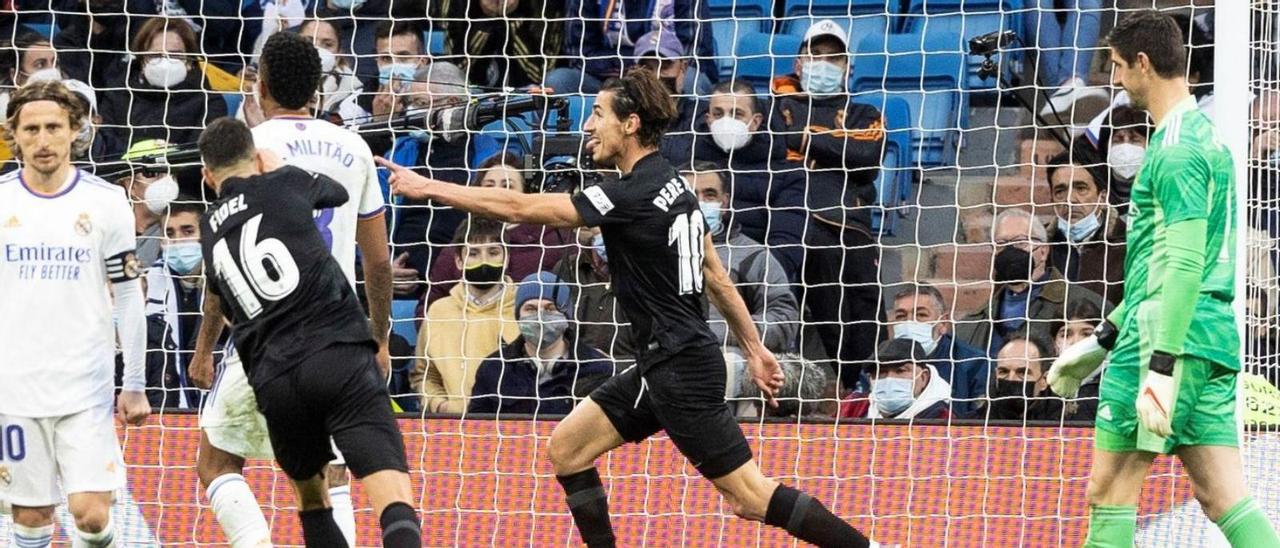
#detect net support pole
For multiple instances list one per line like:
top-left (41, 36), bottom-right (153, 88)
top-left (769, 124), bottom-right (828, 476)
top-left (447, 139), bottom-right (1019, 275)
top-left (1215, 0), bottom-right (1250, 442)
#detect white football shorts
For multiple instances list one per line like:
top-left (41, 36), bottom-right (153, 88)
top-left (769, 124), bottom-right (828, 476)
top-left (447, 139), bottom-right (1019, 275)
top-left (0, 404), bottom-right (126, 507)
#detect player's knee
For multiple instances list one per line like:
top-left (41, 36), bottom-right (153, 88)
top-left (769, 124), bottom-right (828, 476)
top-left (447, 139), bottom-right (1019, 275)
top-left (715, 478), bottom-right (773, 522)
top-left (12, 505), bottom-right (55, 528)
top-left (547, 432), bottom-right (590, 475)
top-left (326, 464), bottom-right (350, 488)
top-left (1192, 489), bottom-right (1235, 522)
top-left (70, 505), bottom-right (110, 533)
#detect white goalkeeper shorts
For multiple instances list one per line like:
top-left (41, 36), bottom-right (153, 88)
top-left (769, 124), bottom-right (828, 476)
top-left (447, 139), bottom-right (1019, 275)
top-left (200, 347), bottom-right (346, 465)
top-left (0, 404), bottom-right (126, 507)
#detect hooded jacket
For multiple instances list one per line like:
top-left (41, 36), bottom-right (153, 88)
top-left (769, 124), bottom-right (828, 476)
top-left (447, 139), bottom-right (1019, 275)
top-left (467, 331), bottom-right (614, 416)
top-left (839, 364), bottom-right (953, 420)
top-left (413, 281), bottom-right (520, 414)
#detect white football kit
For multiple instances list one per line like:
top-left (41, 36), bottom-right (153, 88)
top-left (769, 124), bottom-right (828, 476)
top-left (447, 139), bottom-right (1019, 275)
top-left (201, 116), bottom-right (385, 459)
top-left (0, 170), bottom-right (136, 505)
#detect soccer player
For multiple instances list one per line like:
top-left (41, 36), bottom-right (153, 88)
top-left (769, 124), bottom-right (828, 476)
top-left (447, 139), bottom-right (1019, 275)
top-left (189, 31), bottom-right (391, 547)
top-left (1047, 11), bottom-right (1280, 547)
top-left (0, 80), bottom-right (151, 547)
top-left (379, 67), bottom-right (874, 548)
top-left (196, 117), bottom-right (419, 547)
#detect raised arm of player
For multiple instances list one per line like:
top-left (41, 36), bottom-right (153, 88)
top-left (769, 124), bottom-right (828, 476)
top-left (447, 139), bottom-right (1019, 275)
top-left (356, 214), bottom-right (393, 376)
top-left (376, 157), bottom-right (585, 228)
top-left (701, 234), bottom-right (784, 406)
top-left (190, 290), bottom-right (227, 389)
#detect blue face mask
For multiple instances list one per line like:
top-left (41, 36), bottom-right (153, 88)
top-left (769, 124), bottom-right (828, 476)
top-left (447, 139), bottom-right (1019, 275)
top-left (164, 241), bottom-right (202, 275)
top-left (378, 62), bottom-right (417, 87)
top-left (591, 233), bottom-right (607, 263)
top-left (1057, 211), bottom-right (1101, 243)
top-left (872, 376), bottom-right (915, 416)
top-left (329, 0), bottom-right (366, 9)
top-left (699, 201), bottom-right (723, 235)
top-left (801, 60), bottom-right (845, 96)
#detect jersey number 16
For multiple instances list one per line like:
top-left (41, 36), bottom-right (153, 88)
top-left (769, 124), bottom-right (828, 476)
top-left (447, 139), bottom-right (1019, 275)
top-left (211, 214), bottom-right (301, 318)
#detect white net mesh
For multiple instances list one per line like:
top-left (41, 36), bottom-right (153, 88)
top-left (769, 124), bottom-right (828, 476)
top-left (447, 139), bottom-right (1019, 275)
top-left (0, 0), bottom-right (1275, 546)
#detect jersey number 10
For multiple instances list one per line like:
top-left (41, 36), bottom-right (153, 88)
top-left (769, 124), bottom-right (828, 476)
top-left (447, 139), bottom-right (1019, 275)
top-left (669, 210), bottom-right (706, 295)
top-left (212, 214), bottom-right (301, 318)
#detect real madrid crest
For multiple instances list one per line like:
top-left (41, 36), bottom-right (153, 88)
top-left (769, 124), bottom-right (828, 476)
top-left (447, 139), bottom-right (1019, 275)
top-left (123, 252), bottom-right (140, 279)
top-left (74, 212), bottom-right (92, 236)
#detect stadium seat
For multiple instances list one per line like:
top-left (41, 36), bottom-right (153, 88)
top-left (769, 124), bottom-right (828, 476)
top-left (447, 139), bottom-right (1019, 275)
top-left (424, 31), bottom-right (447, 56)
top-left (20, 23), bottom-right (56, 39)
top-left (223, 93), bottom-right (243, 117)
top-left (732, 32), bottom-right (803, 91)
top-left (781, 0), bottom-right (901, 53)
top-left (539, 94), bottom-right (596, 133)
top-left (902, 0), bottom-right (1025, 90)
top-left (852, 92), bottom-right (913, 236)
top-left (391, 299), bottom-right (419, 348)
top-left (851, 32), bottom-right (967, 167)
top-left (706, 0), bottom-right (773, 78)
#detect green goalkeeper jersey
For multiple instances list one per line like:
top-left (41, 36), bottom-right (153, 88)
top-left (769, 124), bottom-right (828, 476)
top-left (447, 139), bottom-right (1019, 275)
top-left (1118, 96), bottom-right (1239, 369)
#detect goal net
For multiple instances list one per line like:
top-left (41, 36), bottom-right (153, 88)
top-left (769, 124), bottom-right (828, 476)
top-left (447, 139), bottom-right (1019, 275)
top-left (0, 0), bottom-right (1274, 546)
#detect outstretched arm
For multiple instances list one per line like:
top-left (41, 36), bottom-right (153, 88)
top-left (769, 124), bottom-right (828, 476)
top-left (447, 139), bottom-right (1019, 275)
top-left (702, 235), bottom-right (783, 405)
top-left (377, 157), bottom-right (586, 227)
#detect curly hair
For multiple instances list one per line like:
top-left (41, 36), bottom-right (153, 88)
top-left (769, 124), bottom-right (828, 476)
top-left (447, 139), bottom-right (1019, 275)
top-left (3, 80), bottom-right (88, 159)
top-left (600, 66), bottom-right (677, 149)
top-left (260, 31), bottom-right (322, 110)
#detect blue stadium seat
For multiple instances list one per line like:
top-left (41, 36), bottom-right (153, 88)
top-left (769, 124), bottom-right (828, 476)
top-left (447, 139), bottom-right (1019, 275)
top-left (223, 93), bottom-right (243, 117)
top-left (20, 23), bottom-right (56, 39)
top-left (902, 0), bottom-right (1025, 90)
top-left (706, 0), bottom-right (773, 78)
top-left (540, 95), bottom-right (596, 133)
top-left (732, 33), bottom-right (802, 91)
top-left (391, 300), bottom-right (419, 348)
top-left (781, 0), bottom-right (901, 53)
top-left (851, 32), bottom-right (967, 167)
top-left (424, 31), bottom-right (447, 56)
top-left (852, 92), bottom-right (912, 235)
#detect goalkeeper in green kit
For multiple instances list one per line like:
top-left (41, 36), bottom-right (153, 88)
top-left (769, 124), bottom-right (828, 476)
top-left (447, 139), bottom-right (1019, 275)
top-left (1046, 11), bottom-right (1280, 547)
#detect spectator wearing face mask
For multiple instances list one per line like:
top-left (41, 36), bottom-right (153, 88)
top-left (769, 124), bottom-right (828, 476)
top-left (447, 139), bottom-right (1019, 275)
top-left (772, 19), bottom-right (886, 388)
top-left (412, 217), bottom-right (521, 414)
top-left (552, 227), bottom-right (636, 362)
top-left (1095, 106), bottom-right (1152, 212)
top-left (0, 32), bottom-right (59, 118)
top-left (954, 208), bottom-right (1107, 357)
top-left (143, 199), bottom-right (212, 410)
top-left (886, 284), bottom-right (990, 418)
top-left (988, 335), bottom-right (1067, 422)
top-left (663, 79), bottom-right (805, 278)
top-left (1049, 299), bottom-right (1105, 421)
top-left (297, 19), bottom-right (363, 115)
top-left (114, 139), bottom-right (180, 271)
top-left (840, 339), bottom-right (951, 420)
top-left (1043, 145), bottom-right (1126, 306)
top-left (97, 18), bottom-right (227, 159)
top-left (684, 163), bottom-right (799, 354)
top-left (333, 20), bottom-right (428, 125)
top-left (468, 272), bottom-right (614, 416)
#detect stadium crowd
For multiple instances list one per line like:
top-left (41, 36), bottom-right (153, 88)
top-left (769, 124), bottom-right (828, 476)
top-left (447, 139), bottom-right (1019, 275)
top-left (3, 0), bottom-right (1271, 425)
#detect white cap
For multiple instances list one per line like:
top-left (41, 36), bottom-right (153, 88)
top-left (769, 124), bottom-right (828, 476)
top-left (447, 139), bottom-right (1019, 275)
top-left (802, 19), bottom-right (849, 51)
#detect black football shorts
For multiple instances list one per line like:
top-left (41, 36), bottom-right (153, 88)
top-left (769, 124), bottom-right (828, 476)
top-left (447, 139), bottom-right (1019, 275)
top-left (253, 343), bottom-right (408, 481)
top-left (589, 343), bottom-right (753, 479)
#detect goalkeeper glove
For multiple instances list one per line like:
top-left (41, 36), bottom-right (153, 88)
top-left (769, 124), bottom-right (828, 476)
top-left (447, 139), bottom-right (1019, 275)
top-left (1136, 351), bottom-right (1178, 437)
top-left (1047, 320), bottom-right (1118, 398)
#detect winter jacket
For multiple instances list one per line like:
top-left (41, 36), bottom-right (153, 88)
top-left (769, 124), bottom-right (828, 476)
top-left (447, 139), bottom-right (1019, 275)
top-left (771, 75), bottom-right (885, 232)
top-left (143, 263), bottom-right (210, 410)
top-left (552, 250), bottom-right (637, 361)
top-left (839, 364), bottom-right (953, 420)
top-left (561, 0), bottom-right (717, 83)
top-left (467, 332), bottom-right (614, 416)
top-left (441, 0), bottom-right (564, 88)
top-left (664, 117), bottom-right (806, 279)
top-left (413, 281), bottom-right (520, 413)
top-left (1046, 207), bottom-right (1127, 307)
top-left (954, 268), bottom-right (1109, 357)
top-left (926, 334), bottom-right (990, 419)
top-left (98, 64), bottom-right (227, 158)
top-left (707, 223), bottom-right (799, 353)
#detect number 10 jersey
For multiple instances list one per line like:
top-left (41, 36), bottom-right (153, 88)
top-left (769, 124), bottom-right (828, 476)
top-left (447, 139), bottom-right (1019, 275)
top-left (201, 166), bottom-right (374, 387)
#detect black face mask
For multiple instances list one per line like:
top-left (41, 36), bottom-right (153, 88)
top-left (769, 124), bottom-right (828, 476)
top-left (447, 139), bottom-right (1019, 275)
top-left (993, 246), bottom-right (1033, 283)
top-left (990, 379), bottom-right (1038, 418)
top-left (463, 263), bottom-right (503, 289)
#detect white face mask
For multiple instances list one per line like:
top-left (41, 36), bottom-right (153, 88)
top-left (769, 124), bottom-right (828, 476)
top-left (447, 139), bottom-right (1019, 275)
top-left (143, 175), bottom-right (178, 215)
top-left (1108, 142), bottom-right (1145, 180)
top-left (1057, 210), bottom-right (1102, 243)
top-left (709, 116), bottom-right (751, 152)
top-left (315, 46), bottom-right (337, 73)
top-left (143, 57), bottom-right (188, 89)
top-left (25, 67), bottom-right (62, 84)
top-left (894, 321), bottom-right (938, 355)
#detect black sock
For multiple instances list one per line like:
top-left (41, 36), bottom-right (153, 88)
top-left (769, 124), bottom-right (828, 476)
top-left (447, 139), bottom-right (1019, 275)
top-left (764, 485), bottom-right (870, 548)
top-left (379, 501), bottom-right (421, 548)
top-left (556, 468), bottom-right (616, 547)
top-left (299, 508), bottom-right (347, 548)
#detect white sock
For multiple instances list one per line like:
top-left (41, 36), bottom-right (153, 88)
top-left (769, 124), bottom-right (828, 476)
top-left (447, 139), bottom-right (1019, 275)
top-left (71, 516), bottom-right (114, 548)
top-left (207, 473), bottom-right (272, 548)
top-left (329, 485), bottom-right (356, 547)
top-left (13, 523), bottom-right (54, 548)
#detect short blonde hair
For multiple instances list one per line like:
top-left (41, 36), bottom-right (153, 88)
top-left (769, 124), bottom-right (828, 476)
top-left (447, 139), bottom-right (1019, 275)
top-left (3, 80), bottom-right (87, 160)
